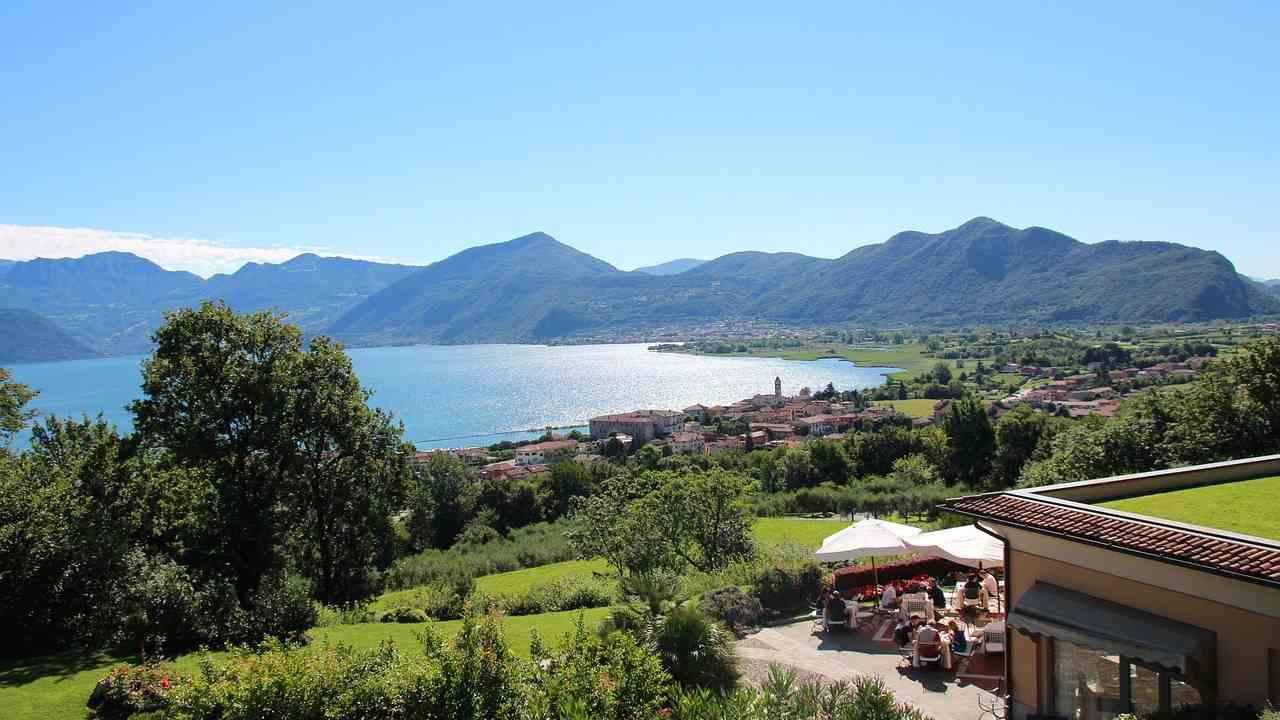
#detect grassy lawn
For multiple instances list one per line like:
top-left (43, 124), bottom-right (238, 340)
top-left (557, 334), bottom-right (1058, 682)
top-left (0, 607), bottom-right (613, 720)
top-left (672, 343), bottom-right (939, 382)
top-left (310, 606), bottom-right (613, 657)
top-left (871, 398), bottom-right (937, 418)
top-left (374, 558), bottom-right (613, 611)
top-left (1098, 475), bottom-right (1280, 541)
top-left (753, 515), bottom-right (850, 549)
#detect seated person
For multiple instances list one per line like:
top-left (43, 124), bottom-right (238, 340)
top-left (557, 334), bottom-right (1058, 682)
top-left (893, 615), bottom-right (922, 647)
top-left (981, 569), bottom-right (1000, 600)
top-left (947, 620), bottom-right (968, 654)
top-left (914, 622), bottom-right (945, 666)
top-left (880, 582), bottom-right (899, 609)
top-left (963, 573), bottom-right (983, 601)
top-left (824, 590), bottom-right (848, 628)
top-left (926, 578), bottom-right (947, 609)
top-left (814, 587), bottom-right (832, 613)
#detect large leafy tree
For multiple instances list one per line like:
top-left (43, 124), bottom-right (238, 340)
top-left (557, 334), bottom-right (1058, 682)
top-left (130, 302), bottom-right (408, 606)
top-left (568, 469), bottom-right (754, 577)
top-left (942, 395), bottom-right (995, 486)
top-left (992, 404), bottom-right (1053, 489)
top-left (0, 368), bottom-right (36, 447)
top-left (408, 451), bottom-right (474, 551)
top-left (284, 338), bottom-right (410, 603)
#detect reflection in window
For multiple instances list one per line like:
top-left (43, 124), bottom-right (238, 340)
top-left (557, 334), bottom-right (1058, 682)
top-left (1170, 677), bottom-right (1201, 709)
top-left (1052, 640), bottom-right (1201, 719)
top-left (1053, 640), bottom-right (1122, 720)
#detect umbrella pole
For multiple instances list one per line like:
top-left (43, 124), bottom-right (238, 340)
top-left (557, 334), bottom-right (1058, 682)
top-left (872, 556), bottom-right (879, 588)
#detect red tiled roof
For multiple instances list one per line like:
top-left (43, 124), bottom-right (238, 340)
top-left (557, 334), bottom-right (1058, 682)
top-left (941, 493), bottom-right (1280, 587)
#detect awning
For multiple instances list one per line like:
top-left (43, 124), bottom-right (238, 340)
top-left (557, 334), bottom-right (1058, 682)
top-left (1009, 582), bottom-right (1215, 677)
top-left (904, 524), bottom-right (1004, 568)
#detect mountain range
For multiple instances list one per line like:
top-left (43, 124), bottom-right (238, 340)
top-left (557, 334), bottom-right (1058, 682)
top-left (633, 258), bottom-right (707, 275)
top-left (2, 218), bottom-right (1276, 362)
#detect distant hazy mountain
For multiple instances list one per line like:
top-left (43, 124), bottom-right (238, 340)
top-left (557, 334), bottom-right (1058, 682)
top-left (203, 253), bottom-right (419, 331)
top-left (5, 219), bottom-right (1276, 355)
top-left (1264, 279), bottom-right (1280, 296)
top-left (633, 258), bottom-right (706, 275)
top-left (331, 218), bottom-right (1279, 344)
top-left (329, 232), bottom-right (622, 343)
top-left (0, 308), bottom-right (101, 364)
top-left (0, 251), bottom-right (421, 355)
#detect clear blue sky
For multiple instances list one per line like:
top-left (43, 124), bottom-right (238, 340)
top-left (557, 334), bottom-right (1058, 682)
top-left (2, 1), bottom-right (1277, 276)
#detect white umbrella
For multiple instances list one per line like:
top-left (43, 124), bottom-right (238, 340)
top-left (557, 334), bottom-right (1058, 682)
top-left (905, 525), bottom-right (1004, 569)
top-left (814, 517), bottom-right (922, 586)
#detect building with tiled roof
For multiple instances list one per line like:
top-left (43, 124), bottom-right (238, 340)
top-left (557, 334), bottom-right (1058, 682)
top-left (588, 409), bottom-right (682, 442)
top-left (939, 455), bottom-right (1280, 719)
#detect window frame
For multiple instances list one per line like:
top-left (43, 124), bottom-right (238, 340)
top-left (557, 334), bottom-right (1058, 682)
top-left (1048, 638), bottom-right (1196, 719)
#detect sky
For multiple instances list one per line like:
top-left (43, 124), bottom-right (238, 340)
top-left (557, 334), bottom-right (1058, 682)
top-left (1, 1), bottom-right (1277, 278)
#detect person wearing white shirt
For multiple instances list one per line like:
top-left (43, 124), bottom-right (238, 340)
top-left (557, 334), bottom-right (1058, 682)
top-left (880, 583), bottom-right (898, 609)
top-left (981, 569), bottom-right (999, 602)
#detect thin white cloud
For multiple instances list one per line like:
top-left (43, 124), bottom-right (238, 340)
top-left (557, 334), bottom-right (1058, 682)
top-left (0, 224), bottom-right (399, 277)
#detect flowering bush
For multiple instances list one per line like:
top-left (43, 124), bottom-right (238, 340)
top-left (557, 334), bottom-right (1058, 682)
top-left (86, 664), bottom-right (179, 719)
top-left (832, 557), bottom-right (966, 593)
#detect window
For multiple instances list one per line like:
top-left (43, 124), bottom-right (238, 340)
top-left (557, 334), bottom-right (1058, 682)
top-left (1052, 639), bottom-right (1201, 720)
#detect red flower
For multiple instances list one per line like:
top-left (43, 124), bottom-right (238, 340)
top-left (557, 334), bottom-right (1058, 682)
top-left (160, 677), bottom-right (170, 689)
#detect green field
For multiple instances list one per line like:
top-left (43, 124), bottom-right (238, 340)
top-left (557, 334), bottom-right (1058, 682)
top-left (1098, 475), bottom-right (1280, 541)
top-left (674, 343), bottom-right (941, 382)
top-left (871, 398), bottom-right (937, 418)
top-left (375, 558), bottom-right (613, 611)
top-left (0, 607), bottom-right (613, 720)
top-left (753, 515), bottom-right (850, 549)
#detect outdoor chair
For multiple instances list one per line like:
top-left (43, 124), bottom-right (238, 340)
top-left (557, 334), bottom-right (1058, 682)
top-left (981, 620), bottom-right (1006, 655)
top-left (916, 641), bottom-right (943, 669)
top-left (821, 606), bottom-right (849, 633)
top-left (903, 595), bottom-right (930, 620)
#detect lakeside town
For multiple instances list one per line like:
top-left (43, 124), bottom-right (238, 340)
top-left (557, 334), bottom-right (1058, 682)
top-left (434, 333), bottom-right (1231, 481)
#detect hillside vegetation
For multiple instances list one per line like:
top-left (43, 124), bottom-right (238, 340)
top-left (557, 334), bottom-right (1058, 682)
top-left (0, 308), bottom-right (100, 363)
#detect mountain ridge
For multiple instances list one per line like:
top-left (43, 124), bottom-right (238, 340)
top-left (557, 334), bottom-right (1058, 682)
top-left (4, 219), bottom-right (1276, 357)
top-left (633, 258), bottom-right (706, 275)
top-left (331, 218), bottom-right (1278, 344)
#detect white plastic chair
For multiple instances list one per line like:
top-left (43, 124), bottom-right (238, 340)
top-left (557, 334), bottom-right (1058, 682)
top-left (903, 595), bottom-right (930, 620)
top-left (981, 620), bottom-right (1006, 655)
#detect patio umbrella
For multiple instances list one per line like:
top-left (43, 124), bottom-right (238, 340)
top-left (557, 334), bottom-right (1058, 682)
top-left (904, 525), bottom-right (1004, 569)
top-left (813, 517), bottom-right (922, 586)
top-left (906, 525), bottom-right (1005, 612)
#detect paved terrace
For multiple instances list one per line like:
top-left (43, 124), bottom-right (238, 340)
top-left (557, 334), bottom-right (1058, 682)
top-left (736, 617), bottom-right (1002, 720)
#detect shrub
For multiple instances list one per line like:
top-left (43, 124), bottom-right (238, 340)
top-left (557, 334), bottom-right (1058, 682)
top-left (654, 607), bottom-right (739, 691)
top-left (381, 521), bottom-right (577, 592)
top-left (380, 605), bottom-right (430, 623)
top-left (314, 602), bottom-right (376, 627)
top-left (86, 664), bottom-right (180, 720)
top-left (497, 575), bottom-right (615, 616)
top-left (241, 574), bottom-right (318, 643)
top-left (668, 666), bottom-right (934, 720)
top-left (529, 619), bottom-right (671, 720)
top-left (753, 562), bottom-right (824, 613)
top-left (699, 587), bottom-right (763, 632)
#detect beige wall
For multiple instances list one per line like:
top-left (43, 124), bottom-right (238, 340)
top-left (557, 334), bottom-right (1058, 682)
top-left (1005, 547), bottom-right (1280, 713)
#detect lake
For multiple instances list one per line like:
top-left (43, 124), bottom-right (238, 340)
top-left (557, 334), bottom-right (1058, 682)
top-left (4, 344), bottom-right (898, 448)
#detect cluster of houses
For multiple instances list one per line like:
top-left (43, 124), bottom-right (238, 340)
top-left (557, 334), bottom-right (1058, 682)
top-left (586, 377), bottom-right (907, 457)
top-left (414, 358), bottom-right (1217, 481)
top-left (1000, 357), bottom-right (1210, 418)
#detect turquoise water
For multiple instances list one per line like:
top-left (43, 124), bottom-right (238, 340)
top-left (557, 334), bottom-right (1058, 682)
top-left (4, 344), bottom-right (898, 449)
